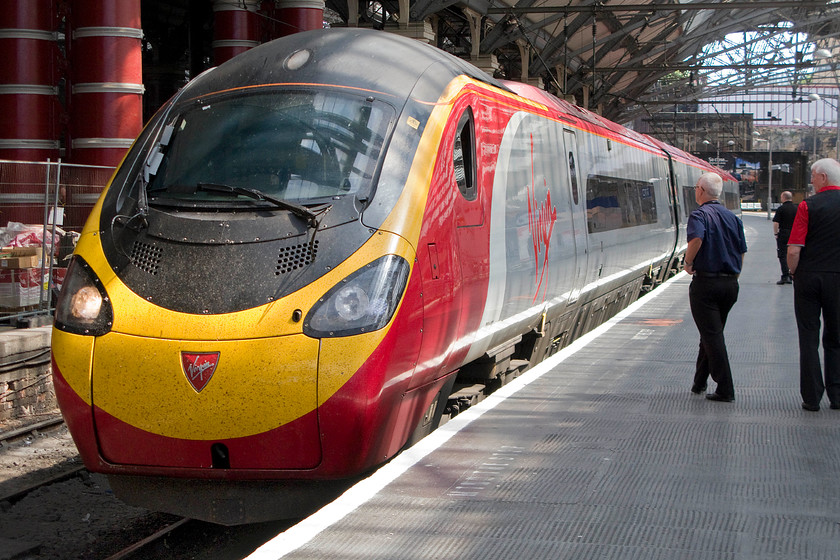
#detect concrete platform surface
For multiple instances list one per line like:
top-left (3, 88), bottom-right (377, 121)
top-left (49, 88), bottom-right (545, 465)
top-left (246, 213), bottom-right (840, 560)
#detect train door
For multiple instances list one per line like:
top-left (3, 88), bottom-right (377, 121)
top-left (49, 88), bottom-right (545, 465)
top-left (452, 105), bottom-right (487, 347)
top-left (563, 129), bottom-right (588, 303)
top-left (665, 154), bottom-right (680, 227)
top-left (663, 152), bottom-right (682, 272)
top-left (410, 104), bottom-right (483, 389)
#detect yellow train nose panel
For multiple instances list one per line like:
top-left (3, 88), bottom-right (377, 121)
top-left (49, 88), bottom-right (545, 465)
top-left (91, 333), bottom-right (319, 442)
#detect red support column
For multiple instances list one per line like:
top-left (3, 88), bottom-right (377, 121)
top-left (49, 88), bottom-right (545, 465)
top-left (0, 0), bottom-right (60, 161)
top-left (68, 0), bottom-right (143, 167)
top-left (213, 0), bottom-right (260, 65)
top-left (275, 0), bottom-right (324, 38)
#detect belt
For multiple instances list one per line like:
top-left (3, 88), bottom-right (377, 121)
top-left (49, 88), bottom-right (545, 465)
top-left (694, 271), bottom-right (738, 278)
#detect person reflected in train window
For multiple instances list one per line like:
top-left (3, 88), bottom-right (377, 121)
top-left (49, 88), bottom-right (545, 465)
top-left (772, 191), bottom-right (797, 285)
top-left (683, 172), bottom-right (748, 403)
top-left (786, 158), bottom-right (840, 412)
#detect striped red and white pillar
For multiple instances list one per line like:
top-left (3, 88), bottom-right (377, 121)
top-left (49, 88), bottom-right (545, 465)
top-left (0, 0), bottom-right (60, 161)
top-left (68, 0), bottom-right (143, 167)
top-left (212, 0), bottom-right (261, 65)
top-left (275, 0), bottom-right (324, 38)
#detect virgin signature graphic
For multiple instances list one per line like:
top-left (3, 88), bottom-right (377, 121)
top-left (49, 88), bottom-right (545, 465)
top-left (527, 134), bottom-right (557, 302)
top-left (181, 352), bottom-right (219, 392)
top-left (186, 359), bottom-right (215, 382)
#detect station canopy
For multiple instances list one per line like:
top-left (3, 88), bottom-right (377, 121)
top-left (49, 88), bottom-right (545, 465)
top-left (327, 0), bottom-right (840, 123)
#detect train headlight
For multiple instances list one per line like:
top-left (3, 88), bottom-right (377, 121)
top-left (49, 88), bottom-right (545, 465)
top-left (54, 257), bottom-right (113, 336)
top-left (304, 255), bottom-right (409, 338)
top-left (334, 285), bottom-right (370, 322)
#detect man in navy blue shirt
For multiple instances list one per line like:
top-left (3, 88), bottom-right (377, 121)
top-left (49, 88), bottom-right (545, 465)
top-left (683, 172), bottom-right (748, 402)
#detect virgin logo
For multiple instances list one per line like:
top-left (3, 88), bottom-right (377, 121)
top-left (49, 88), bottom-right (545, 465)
top-left (527, 134), bottom-right (557, 302)
top-left (181, 352), bottom-right (220, 393)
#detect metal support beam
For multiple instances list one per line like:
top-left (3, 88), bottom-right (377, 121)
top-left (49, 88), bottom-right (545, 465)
top-left (593, 62), bottom-right (819, 72)
top-left (487, 1), bottom-right (831, 15)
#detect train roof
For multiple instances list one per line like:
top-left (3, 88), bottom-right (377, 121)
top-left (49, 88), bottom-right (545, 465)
top-left (180, 27), bottom-right (509, 103)
top-left (500, 80), bottom-right (661, 149)
top-left (503, 81), bottom-right (738, 183)
top-left (177, 27), bottom-right (734, 185)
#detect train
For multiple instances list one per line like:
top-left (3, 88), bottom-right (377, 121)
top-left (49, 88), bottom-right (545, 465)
top-left (51, 28), bottom-right (740, 525)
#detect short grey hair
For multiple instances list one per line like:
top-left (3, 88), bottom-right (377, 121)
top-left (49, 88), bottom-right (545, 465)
top-left (698, 172), bottom-right (723, 198)
top-left (811, 158), bottom-right (840, 186)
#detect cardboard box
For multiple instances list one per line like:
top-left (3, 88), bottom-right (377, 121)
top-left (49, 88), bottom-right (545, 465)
top-left (0, 266), bottom-right (65, 310)
top-left (0, 268), bottom-right (42, 309)
top-left (0, 247), bottom-right (41, 269)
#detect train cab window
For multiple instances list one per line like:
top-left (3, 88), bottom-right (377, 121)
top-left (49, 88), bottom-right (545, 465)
top-left (142, 90), bottom-right (393, 208)
top-left (453, 108), bottom-right (477, 201)
top-left (568, 152), bottom-right (579, 205)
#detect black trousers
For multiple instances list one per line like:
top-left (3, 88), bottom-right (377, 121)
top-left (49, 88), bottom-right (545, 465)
top-left (689, 275), bottom-right (739, 397)
top-left (776, 231), bottom-right (791, 277)
top-left (793, 271), bottom-right (840, 406)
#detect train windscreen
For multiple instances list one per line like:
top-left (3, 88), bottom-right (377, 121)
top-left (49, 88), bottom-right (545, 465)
top-left (144, 90), bottom-right (394, 209)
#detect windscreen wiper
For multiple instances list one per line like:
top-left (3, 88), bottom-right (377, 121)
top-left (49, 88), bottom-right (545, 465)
top-left (196, 182), bottom-right (321, 227)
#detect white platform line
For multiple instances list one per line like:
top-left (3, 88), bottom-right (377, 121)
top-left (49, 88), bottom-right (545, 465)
top-left (244, 273), bottom-right (686, 560)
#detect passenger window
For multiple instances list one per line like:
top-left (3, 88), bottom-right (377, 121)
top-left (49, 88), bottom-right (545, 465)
top-left (453, 108), bottom-right (476, 201)
top-left (586, 174), bottom-right (658, 233)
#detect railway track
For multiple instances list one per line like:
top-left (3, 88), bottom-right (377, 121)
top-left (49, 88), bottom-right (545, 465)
top-left (0, 416), bottom-right (84, 506)
top-left (0, 416), bottom-right (66, 445)
top-left (1, 420), bottom-right (197, 559)
top-left (102, 517), bottom-right (193, 560)
top-left (1, 417), bottom-right (298, 559)
top-left (0, 461), bottom-right (87, 506)
top-left (99, 515), bottom-right (296, 560)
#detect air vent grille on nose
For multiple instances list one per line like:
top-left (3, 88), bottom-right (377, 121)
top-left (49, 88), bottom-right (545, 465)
top-left (276, 241), bottom-right (318, 275)
top-left (130, 241), bottom-right (162, 275)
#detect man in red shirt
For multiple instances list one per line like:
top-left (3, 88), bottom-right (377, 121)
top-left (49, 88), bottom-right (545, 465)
top-left (787, 158), bottom-right (840, 411)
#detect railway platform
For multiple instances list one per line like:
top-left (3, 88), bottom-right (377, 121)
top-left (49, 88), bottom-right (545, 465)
top-left (247, 211), bottom-right (840, 560)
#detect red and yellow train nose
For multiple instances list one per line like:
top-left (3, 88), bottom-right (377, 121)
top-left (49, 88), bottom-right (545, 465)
top-left (52, 231), bottom-right (417, 475)
top-left (53, 311), bottom-right (325, 470)
top-left (93, 333), bottom-right (321, 469)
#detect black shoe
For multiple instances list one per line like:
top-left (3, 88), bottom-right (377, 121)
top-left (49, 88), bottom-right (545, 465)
top-left (706, 393), bottom-right (734, 402)
top-left (802, 402), bottom-right (820, 412)
top-left (785, 277), bottom-right (793, 284)
top-left (830, 403), bottom-right (840, 410)
top-left (777, 278), bottom-right (786, 285)
top-left (691, 383), bottom-right (707, 394)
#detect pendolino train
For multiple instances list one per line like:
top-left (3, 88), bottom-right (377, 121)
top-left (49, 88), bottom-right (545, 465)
top-left (52, 28), bottom-right (740, 524)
